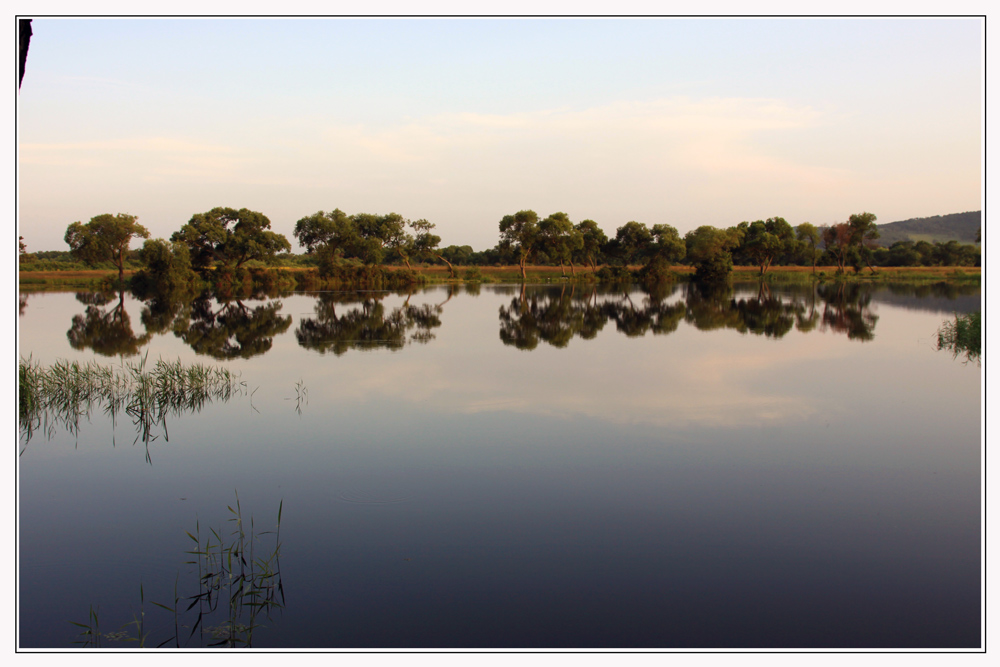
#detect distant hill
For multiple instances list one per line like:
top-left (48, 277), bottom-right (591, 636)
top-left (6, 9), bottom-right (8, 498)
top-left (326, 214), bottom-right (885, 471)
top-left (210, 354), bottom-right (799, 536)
top-left (874, 211), bottom-right (981, 247)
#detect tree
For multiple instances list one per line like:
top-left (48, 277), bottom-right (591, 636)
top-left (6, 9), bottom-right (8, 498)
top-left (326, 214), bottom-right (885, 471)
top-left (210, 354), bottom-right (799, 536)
top-left (409, 218), bottom-right (457, 276)
top-left (499, 210), bottom-right (539, 281)
top-left (351, 212), bottom-right (408, 265)
top-left (575, 220), bottom-right (607, 272)
top-left (134, 238), bottom-right (197, 292)
top-left (293, 209), bottom-right (355, 256)
top-left (795, 222), bottom-right (820, 275)
top-left (740, 217), bottom-right (794, 277)
top-left (613, 221), bottom-right (654, 266)
top-left (649, 224), bottom-right (686, 264)
top-left (538, 212), bottom-right (579, 276)
top-left (847, 212), bottom-right (879, 274)
top-left (172, 207), bottom-right (290, 271)
top-left (822, 223), bottom-right (853, 274)
top-left (685, 225), bottom-right (742, 283)
top-left (65, 213), bottom-right (150, 283)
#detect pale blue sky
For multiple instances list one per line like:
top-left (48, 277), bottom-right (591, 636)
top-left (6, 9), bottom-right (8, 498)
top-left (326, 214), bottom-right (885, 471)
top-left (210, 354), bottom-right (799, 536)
top-left (17, 16), bottom-right (983, 252)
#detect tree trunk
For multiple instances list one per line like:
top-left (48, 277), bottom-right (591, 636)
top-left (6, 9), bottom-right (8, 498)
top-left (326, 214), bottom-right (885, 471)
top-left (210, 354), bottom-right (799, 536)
top-left (434, 254), bottom-right (456, 278)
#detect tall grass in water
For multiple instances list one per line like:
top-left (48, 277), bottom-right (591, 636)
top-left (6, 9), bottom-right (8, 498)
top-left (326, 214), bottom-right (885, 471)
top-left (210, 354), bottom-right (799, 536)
top-left (72, 494), bottom-right (284, 648)
top-left (18, 354), bottom-right (244, 458)
top-left (937, 311), bottom-right (981, 364)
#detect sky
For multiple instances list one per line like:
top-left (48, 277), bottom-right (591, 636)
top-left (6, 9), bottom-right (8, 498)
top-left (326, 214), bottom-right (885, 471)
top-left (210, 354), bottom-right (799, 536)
top-left (15, 15), bottom-right (984, 253)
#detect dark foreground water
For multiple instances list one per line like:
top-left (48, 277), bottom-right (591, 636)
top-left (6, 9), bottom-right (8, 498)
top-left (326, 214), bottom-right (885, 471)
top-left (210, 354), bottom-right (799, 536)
top-left (17, 281), bottom-right (982, 649)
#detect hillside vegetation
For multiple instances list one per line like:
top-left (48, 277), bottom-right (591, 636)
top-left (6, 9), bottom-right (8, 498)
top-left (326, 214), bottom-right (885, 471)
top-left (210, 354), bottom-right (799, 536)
top-left (876, 211), bottom-right (981, 246)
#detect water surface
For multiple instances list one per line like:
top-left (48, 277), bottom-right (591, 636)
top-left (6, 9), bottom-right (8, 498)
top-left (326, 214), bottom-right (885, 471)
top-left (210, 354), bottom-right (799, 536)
top-left (17, 282), bottom-right (982, 648)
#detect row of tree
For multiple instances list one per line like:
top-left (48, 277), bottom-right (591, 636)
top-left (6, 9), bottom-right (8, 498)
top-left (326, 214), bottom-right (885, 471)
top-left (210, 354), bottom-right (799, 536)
top-left (58, 207), bottom-right (981, 287)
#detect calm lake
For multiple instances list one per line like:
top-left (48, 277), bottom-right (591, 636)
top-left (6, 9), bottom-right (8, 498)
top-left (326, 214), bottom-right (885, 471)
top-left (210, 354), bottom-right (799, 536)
top-left (17, 281), bottom-right (982, 649)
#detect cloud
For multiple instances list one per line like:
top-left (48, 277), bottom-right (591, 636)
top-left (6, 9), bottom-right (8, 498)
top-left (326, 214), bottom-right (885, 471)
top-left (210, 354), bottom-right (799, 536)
top-left (296, 96), bottom-right (842, 193)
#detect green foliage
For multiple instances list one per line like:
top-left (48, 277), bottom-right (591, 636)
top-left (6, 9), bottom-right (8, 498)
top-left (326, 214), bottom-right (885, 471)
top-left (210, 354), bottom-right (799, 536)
top-left (133, 238), bottom-right (200, 293)
top-left (65, 213), bottom-right (150, 282)
top-left (172, 207), bottom-right (291, 271)
top-left (538, 212), bottom-right (581, 275)
top-left (499, 210), bottom-right (540, 280)
top-left (650, 223), bottom-right (686, 264)
top-left (613, 221), bottom-right (654, 265)
top-left (575, 219), bottom-right (608, 271)
top-left (739, 217), bottom-right (794, 276)
top-left (637, 256), bottom-right (678, 286)
top-left (595, 265), bottom-right (634, 282)
top-left (685, 225), bottom-right (741, 283)
top-left (310, 254), bottom-right (424, 290)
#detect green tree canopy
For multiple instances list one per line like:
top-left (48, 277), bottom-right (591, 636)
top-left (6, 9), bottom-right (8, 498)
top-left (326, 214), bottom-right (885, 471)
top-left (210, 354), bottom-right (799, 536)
top-left (499, 210), bottom-right (539, 281)
top-left (575, 219), bottom-right (608, 272)
top-left (293, 209), bottom-right (355, 255)
top-left (685, 225), bottom-right (742, 283)
top-left (134, 238), bottom-right (197, 293)
top-left (649, 224), bottom-right (686, 264)
top-left (172, 207), bottom-right (290, 271)
top-left (847, 212), bottom-right (879, 274)
top-left (795, 222), bottom-right (820, 274)
top-left (822, 222), bottom-right (854, 274)
top-left (740, 217), bottom-right (794, 277)
top-left (65, 213), bottom-right (150, 283)
top-left (538, 212), bottom-right (581, 276)
top-left (613, 221), bottom-right (654, 266)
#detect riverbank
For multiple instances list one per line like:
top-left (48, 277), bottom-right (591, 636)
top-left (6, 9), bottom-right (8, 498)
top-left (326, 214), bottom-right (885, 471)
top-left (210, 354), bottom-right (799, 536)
top-left (18, 263), bottom-right (981, 292)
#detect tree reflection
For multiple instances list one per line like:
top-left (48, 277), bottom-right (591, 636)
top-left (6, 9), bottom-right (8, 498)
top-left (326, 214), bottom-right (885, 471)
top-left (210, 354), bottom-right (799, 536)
top-left (295, 290), bottom-right (444, 355)
top-left (498, 281), bottom-right (881, 349)
top-left (67, 290), bottom-right (152, 356)
top-left (603, 287), bottom-right (686, 338)
top-left (816, 283), bottom-right (879, 341)
top-left (729, 282), bottom-right (802, 339)
top-left (498, 283), bottom-right (684, 350)
top-left (178, 295), bottom-right (293, 360)
top-left (682, 282), bottom-right (744, 333)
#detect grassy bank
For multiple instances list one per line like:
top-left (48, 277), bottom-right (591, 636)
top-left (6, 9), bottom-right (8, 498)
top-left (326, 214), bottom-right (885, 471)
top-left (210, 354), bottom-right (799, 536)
top-left (19, 263), bottom-right (981, 292)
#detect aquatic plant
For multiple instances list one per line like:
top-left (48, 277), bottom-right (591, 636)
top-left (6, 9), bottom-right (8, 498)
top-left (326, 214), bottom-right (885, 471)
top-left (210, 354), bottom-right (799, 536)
top-left (71, 494), bottom-right (283, 648)
top-left (18, 354), bottom-right (245, 457)
top-left (937, 311), bottom-right (981, 363)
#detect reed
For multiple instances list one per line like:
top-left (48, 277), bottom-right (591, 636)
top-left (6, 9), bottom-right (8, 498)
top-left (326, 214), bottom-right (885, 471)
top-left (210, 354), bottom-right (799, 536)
top-left (937, 310), bottom-right (981, 364)
top-left (18, 354), bottom-right (245, 458)
top-left (71, 494), bottom-right (283, 648)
